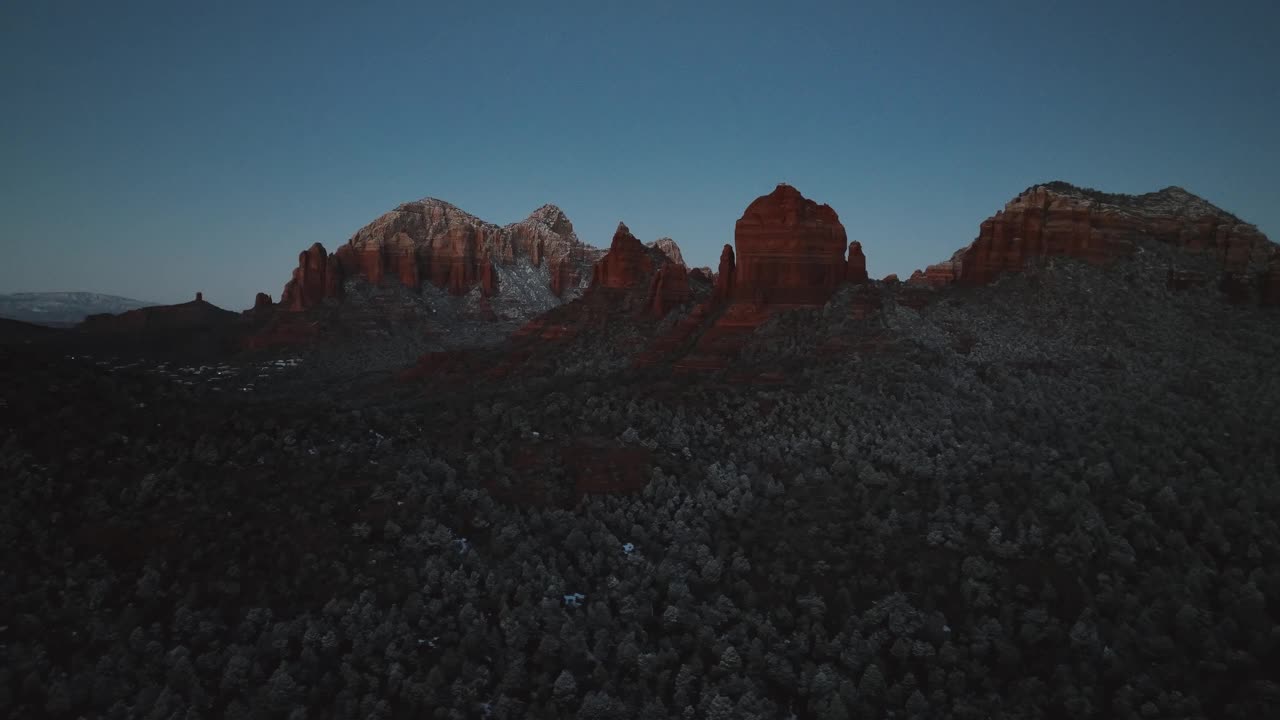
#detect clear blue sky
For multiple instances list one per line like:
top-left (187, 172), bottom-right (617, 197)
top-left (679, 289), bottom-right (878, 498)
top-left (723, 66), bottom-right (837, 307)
top-left (2, 0), bottom-right (1276, 309)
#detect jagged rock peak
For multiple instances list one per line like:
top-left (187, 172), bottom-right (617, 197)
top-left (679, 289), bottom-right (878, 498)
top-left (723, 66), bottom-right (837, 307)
top-left (518, 203), bottom-right (576, 236)
top-left (592, 222), bottom-right (658, 290)
top-left (271, 194), bottom-right (599, 312)
top-left (649, 237), bottom-right (685, 266)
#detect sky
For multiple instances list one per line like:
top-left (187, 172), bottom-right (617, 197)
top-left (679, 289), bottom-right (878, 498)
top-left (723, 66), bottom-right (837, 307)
top-left (2, 0), bottom-right (1277, 309)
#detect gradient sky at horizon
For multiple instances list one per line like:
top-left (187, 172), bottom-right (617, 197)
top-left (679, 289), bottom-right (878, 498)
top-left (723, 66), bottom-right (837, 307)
top-left (2, 0), bottom-right (1277, 308)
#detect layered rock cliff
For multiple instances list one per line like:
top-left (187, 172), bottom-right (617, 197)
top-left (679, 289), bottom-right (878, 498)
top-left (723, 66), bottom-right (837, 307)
top-left (925, 183), bottom-right (1274, 291)
top-left (732, 184), bottom-right (849, 304)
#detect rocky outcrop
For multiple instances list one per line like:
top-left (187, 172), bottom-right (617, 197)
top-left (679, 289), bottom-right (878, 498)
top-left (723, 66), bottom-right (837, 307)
top-left (647, 185), bottom-right (864, 373)
top-left (591, 223), bottom-right (655, 290)
top-left (649, 237), bottom-right (685, 266)
top-left (276, 199), bottom-right (598, 311)
top-left (846, 241), bottom-right (868, 284)
top-left (928, 183), bottom-right (1275, 288)
top-left (919, 262), bottom-right (958, 287)
top-left (280, 243), bottom-right (343, 311)
top-left (644, 263), bottom-right (692, 318)
top-left (252, 293), bottom-right (273, 312)
top-left (733, 184), bottom-right (849, 304)
top-left (712, 245), bottom-right (736, 304)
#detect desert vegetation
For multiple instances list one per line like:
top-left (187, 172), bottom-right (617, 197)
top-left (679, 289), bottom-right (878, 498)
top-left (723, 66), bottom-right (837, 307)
top-left (2, 253), bottom-right (1278, 719)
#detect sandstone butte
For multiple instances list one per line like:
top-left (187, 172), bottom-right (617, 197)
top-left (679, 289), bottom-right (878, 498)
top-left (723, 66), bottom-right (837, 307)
top-left (732, 183), bottom-right (849, 305)
top-left (917, 182), bottom-right (1277, 297)
top-left (273, 199), bottom-right (599, 311)
top-left (651, 184), bottom-right (879, 374)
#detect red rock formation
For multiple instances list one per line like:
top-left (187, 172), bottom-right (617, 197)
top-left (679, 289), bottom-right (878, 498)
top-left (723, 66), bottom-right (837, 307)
top-left (847, 241), bottom-right (868, 284)
top-left (712, 244), bottom-right (736, 304)
top-left (275, 199), bottom-right (599, 311)
top-left (649, 237), bottom-right (685, 266)
top-left (933, 183), bottom-right (1274, 288)
top-left (690, 267), bottom-right (714, 285)
top-left (644, 262), bottom-right (692, 317)
top-left (253, 292), bottom-right (273, 311)
top-left (281, 243), bottom-right (343, 311)
top-left (919, 261), bottom-right (959, 287)
top-left (734, 184), bottom-right (849, 304)
top-left (907, 270), bottom-right (928, 286)
top-left (549, 259), bottom-right (575, 298)
top-left (591, 223), bottom-right (654, 289)
top-left (882, 274), bottom-right (900, 284)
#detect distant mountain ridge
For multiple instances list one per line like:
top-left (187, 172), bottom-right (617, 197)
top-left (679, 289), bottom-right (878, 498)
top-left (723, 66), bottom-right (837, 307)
top-left (0, 292), bottom-right (155, 326)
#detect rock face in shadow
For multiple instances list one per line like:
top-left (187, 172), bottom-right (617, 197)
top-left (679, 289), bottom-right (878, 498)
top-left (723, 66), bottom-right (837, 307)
top-left (79, 294), bottom-right (241, 334)
top-left (644, 262), bottom-right (692, 318)
top-left (75, 293), bottom-right (248, 357)
top-left (846, 241), bottom-right (869, 284)
top-left (732, 183), bottom-right (849, 304)
top-left (510, 226), bottom-right (697, 348)
top-left (712, 245), bottom-right (736, 304)
top-left (281, 243), bottom-right (343, 311)
top-left (924, 183), bottom-right (1276, 300)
